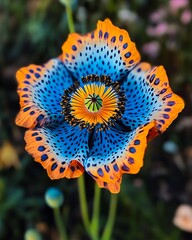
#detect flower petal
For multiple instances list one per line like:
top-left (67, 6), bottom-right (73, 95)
top-left (84, 122), bottom-right (154, 193)
top-left (25, 123), bottom-right (89, 179)
top-left (121, 62), bottom-right (184, 139)
top-left (16, 58), bottom-right (73, 128)
top-left (61, 19), bottom-right (140, 81)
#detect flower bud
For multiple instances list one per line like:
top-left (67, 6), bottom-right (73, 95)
top-left (45, 187), bottom-right (64, 208)
top-left (24, 229), bottom-right (42, 240)
top-left (163, 140), bottom-right (178, 154)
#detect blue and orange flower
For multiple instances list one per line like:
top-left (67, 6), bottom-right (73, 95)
top-left (16, 19), bottom-right (184, 193)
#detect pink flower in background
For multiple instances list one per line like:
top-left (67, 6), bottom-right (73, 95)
top-left (149, 8), bottom-right (167, 23)
top-left (169, 0), bottom-right (189, 13)
top-left (146, 22), bottom-right (169, 37)
top-left (181, 10), bottom-right (192, 24)
top-left (142, 41), bottom-right (160, 58)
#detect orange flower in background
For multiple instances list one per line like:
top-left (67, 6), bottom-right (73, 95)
top-left (16, 19), bottom-right (184, 193)
top-left (173, 204), bottom-right (192, 232)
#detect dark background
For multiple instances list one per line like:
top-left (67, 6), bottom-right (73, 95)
top-left (1, 0), bottom-right (192, 239)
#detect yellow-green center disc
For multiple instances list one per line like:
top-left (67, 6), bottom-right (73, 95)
top-left (85, 93), bottom-right (103, 112)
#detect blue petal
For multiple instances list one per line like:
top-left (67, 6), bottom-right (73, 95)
top-left (25, 123), bottom-right (89, 179)
top-left (121, 62), bottom-right (184, 139)
top-left (16, 58), bottom-right (73, 128)
top-left (121, 63), bottom-right (161, 129)
top-left (84, 122), bottom-right (153, 193)
top-left (62, 19), bottom-right (140, 81)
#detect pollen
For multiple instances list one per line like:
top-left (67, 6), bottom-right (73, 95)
top-left (60, 75), bottom-right (126, 131)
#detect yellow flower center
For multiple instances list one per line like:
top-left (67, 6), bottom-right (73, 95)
top-left (61, 75), bottom-right (126, 131)
top-left (70, 83), bottom-right (118, 127)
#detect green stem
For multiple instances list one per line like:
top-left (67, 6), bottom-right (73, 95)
top-left (53, 207), bottom-right (68, 240)
top-left (90, 184), bottom-right (101, 240)
top-left (60, 0), bottom-right (75, 33)
top-left (101, 194), bottom-right (118, 240)
top-left (77, 175), bottom-right (90, 235)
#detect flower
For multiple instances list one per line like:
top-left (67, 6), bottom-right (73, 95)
top-left (142, 41), bottom-right (160, 59)
top-left (16, 19), bottom-right (184, 193)
top-left (149, 8), bottom-right (167, 23)
top-left (180, 10), bottom-right (192, 24)
top-left (45, 187), bottom-right (64, 208)
top-left (146, 22), bottom-right (169, 37)
top-left (173, 204), bottom-right (192, 232)
top-left (169, 0), bottom-right (189, 13)
top-left (0, 141), bottom-right (20, 170)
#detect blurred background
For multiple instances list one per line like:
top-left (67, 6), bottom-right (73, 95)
top-left (0, 0), bottom-right (192, 239)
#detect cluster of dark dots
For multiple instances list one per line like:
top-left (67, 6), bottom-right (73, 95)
top-left (119, 65), bottom-right (175, 130)
top-left (121, 75), bottom-right (154, 129)
top-left (21, 59), bottom-right (73, 127)
top-left (64, 31), bottom-right (136, 81)
top-left (146, 71), bottom-right (176, 129)
top-left (84, 129), bottom-right (145, 186)
top-left (31, 123), bottom-right (89, 174)
top-left (60, 74), bottom-right (126, 132)
top-left (85, 126), bottom-right (140, 173)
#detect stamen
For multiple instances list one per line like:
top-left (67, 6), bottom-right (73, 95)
top-left (61, 75), bottom-right (126, 131)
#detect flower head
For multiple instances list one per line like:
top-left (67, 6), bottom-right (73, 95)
top-left (181, 10), bottom-right (192, 24)
top-left (16, 19), bottom-right (184, 193)
top-left (149, 8), bottom-right (167, 23)
top-left (146, 22), bottom-right (169, 37)
top-left (142, 41), bottom-right (160, 59)
top-left (169, 0), bottom-right (189, 13)
top-left (173, 204), bottom-right (192, 232)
